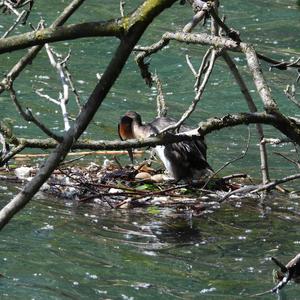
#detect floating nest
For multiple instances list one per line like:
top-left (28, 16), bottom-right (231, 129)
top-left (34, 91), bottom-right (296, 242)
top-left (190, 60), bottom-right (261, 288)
top-left (1, 158), bottom-right (256, 214)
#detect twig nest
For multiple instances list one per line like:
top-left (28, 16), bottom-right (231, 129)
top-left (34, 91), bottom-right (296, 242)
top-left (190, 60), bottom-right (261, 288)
top-left (118, 199), bottom-right (132, 209)
top-left (101, 159), bottom-right (118, 170)
top-left (150, 196), bottom-right (170, 205)
top-left (40, 183), bottom-right (50, 192)
top-left (135, 172), bottom-right (152, 180)
top-left (14, 166), bottom-right (34, 180)
top-left (108, 188), bottom-right (124, 194)
top-left (136, 164), bottom-right (155, 174)
top-left (86, 162), bottom-right (100, 172)
top-left (150, 174), bottom-right (170, 183)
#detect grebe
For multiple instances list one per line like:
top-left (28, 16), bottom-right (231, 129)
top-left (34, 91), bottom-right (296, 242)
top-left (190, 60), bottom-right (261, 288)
top-left (118, 111), bottom-right (213, 181)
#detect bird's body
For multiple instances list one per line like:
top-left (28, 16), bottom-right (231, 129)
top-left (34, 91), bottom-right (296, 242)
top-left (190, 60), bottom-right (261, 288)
top-left (118, 111), bottom-right (213, 181)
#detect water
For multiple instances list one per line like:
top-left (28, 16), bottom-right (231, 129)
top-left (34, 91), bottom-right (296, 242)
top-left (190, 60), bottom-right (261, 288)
top-left (1, 190), bottom-right (300, 299)
top-left (1, 0), bottom-right (300, 299)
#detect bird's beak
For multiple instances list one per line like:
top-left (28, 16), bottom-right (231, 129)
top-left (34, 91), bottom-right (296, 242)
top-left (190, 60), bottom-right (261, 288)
top-left (127, 148), bottom-right (134, 164)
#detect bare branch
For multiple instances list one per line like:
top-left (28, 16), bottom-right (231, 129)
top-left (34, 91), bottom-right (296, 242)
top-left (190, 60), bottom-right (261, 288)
top-left (44, 43), bottom-right (71, 131)
top-left (262, 137), bottom-right (292, 145)
top-left (194, 47), bottom-right (212, 91)
top-left (183, 9), bottom-right (207, 33)
top-left (251, 173), bottom-right (300, 194)
top-left (64, 65), bottom-right (82, 110)
top-left (0, 144), bottom-right (25, 167)
top-left (0, 0), bottom-right (86, 94)
top-left (223, 52), bottom-right (270, 184)
top-left (257, 53), bottom-right (300, 70)
top-left (284, 84), bottom-right (300, 109)
top-left (0, 19), bottom-right (122, 55)
top-left (1, 9), bottom-right (26, 38)
top-left (120, 0), bottom-right (125, 17)
top-left (8, 84), bottom-right (63, 141)
top-left (185, 55), bottom-right (197, 77)
top-left (35, 89), bottom-right (60, 105)
top-left (0, 0), bottom-right (179, 230)
top-left (153, 74), bottom-right (167, 117)
top-left (159, 48), bottom-right (218, 133)
top-left (202, 126), bottom-right (251, 189)
top-left (273, 152), bottom-right (300, 169)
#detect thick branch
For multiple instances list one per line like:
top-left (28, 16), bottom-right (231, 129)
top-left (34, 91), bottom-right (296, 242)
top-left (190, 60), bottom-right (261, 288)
top-left (0, 0), bottom-right (178, 229)
top-left (2, 112), bottom-right (300, 152)
top-left (223, 52), bottom-right (270, 184)
top-left (197, 112), bottom-right (300, 146)
top-left (0, 20), bottom-right (123, 54)
top-left (241, 44), bottom-right (278, 113)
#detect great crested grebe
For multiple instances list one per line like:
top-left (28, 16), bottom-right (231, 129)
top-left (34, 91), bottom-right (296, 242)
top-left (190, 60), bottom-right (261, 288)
top-left (118, 111), bottom-right (213, 182)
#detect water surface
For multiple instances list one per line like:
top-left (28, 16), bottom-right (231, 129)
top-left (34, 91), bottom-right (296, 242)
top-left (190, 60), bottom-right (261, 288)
top-left (1, 1), bottom-right (300, 299)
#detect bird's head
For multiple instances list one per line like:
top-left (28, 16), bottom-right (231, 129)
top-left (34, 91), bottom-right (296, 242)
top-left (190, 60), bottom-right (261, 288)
top-left (118, 111), bottom-right (142, 163)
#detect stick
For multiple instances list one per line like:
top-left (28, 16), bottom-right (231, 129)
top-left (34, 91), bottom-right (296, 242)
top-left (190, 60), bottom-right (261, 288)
top-left (13, 150), bottom-right (145, 159)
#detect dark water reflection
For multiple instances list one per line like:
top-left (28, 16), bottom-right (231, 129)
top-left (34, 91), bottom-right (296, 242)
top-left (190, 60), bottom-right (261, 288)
top-left (1, 188), bottom-right (300, 299)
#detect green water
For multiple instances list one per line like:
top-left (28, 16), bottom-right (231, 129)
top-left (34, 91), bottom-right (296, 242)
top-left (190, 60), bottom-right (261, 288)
top-left (1, 0), bottom-right (300, 299)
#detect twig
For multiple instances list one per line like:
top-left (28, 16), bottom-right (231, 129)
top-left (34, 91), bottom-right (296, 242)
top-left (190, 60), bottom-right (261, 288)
top-left (208, 4), bottom-right (241, 42)
top-left (0, 144), bottom-right (25, 167)
top-left (269, 56), bottom-right (300, 71)
top-left (1, 10), bottom-right (26, 38)
top-left (64, 65), bottom-right (82, 110)
top-left (2, 0), bottom-right (21, 16)
top-left (159, 49), bottom-right (218, 134)
top-left (8, 84), bottom-right (63, 142)
top-left (14, 150), bottom-right (144, 159)
top-left (185, 55), bottom-right (197, 77)
top-left (119, 0), bottom-right (125, 17)
top-left (221, 173), bottom-right (248, 181)
top-left (153, 73), bottom-right (167, 117)
top-left (273, 151), bottom-right (300, 169)
top-left (0, 0), bottom-right (86, 95)
top-left (262, 137), bottom-right (291, 145)
top-left (251, 173), bottom-right (300, 194)
top-left (57, 168), bottom-right (114, 208)
top-left (223, 52), bottom-right (270, 184)
top-left (218, 184), bottom-right (259, 203)
top-left (202, 126), bottom-right (251, 189)
top-left (194, 47), bottom-right (212, 91)
top-left (183, 9), bottom-right (207, 33)
top-left (284, 84), bottom-right (300, 109)
top-left (44, 42), bottom-right (71, 131)
top-left (219, 173), bottom-right (300, 202)
top-left (257, 53), bottom-right (300, 70)
top-left (35, 89), bottom-right (60, 104)
top-left (114, 183), bottom-right (190, 208)
top-left (113, 155), bottom-right (123, 169)
top-left (59, 155), bottom-right (86, 166)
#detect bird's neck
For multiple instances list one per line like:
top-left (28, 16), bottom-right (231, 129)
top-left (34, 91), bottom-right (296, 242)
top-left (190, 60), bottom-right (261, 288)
top-left (132, 122), bottom-right (153, 139)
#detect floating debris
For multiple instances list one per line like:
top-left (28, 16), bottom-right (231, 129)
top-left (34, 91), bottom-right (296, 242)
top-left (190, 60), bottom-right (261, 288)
top-left (1, 160), bottom-right (255, 214)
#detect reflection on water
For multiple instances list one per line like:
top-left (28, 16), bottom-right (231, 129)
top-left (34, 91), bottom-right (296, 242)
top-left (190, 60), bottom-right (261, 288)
top-left (1, 187), bottom-right (300, 299)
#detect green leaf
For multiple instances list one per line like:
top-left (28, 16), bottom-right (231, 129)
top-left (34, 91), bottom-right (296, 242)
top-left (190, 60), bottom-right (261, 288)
top-left (147, 206), bottom-right (161, 215)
